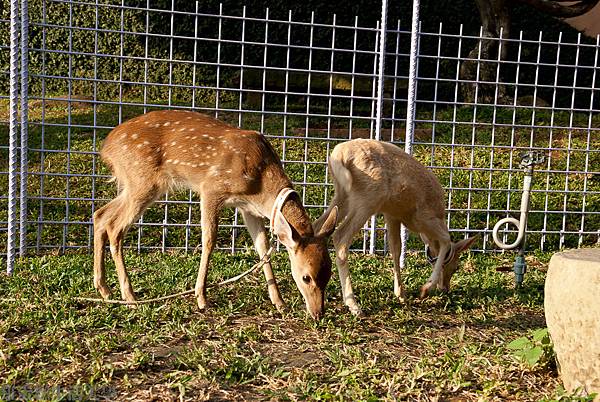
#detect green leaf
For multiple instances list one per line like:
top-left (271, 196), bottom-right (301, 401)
top-left (531, 328), bottom-right (549, 342)
top-left (507, 337), bottom-right (531, 350)
top-left (523, 346), bottom-right (544, 366)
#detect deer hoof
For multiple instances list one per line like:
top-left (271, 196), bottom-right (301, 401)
top-left (274, 301), bottom-right (287, 314)
top-left (348, 304), bottom-right (365, 318)
top-left (395, 287), bottom-right (407, 304)
top-left (196, 296), bottom-right (208, 311)
top-left (121, 295), bottom-right (138, 309)
top-left (96, 286), bottom-right (112, 300)
top-left (420, 282), bottom-right (434, 298)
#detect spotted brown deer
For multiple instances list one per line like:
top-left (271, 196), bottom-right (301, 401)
top-left (94, 110), bottom-right (338, 319)
top-left (313, 139), bottom-right (477, 316)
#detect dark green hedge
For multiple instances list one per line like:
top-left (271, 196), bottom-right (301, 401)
top-left (0, 0), bottom-right (596, 109)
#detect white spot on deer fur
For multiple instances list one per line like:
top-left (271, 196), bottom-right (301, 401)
top-left (226, 169), bottom-right (232, 173)
top-left (173, 159), bottom-right (179, 164)
top-left (202, 134), bottom-right (209, 138)
top-left (131, 133), bottom-right (139, 139)
top-left (122, 145), bottom-right (128, 150)
top-left (185, 136), bottom-right (190, 139)
top-left (174, 121), bottom-right (181, 125)
top-left (182, 149), bottom-right (187, 153)
top-left (179, 127), bottom-right (186, 131)
top-left (166, 159), bottom-right (172, 163)
top-left (143, 140), bottom-right (150, 145)
top-left (171, 141), bottom-right (177, 146)
top-left (192, 136), bottom-right (197, 139)
top-left (178, 145), bottom-right (182, 149)
top-left (208, 166), bottom-right (219, 176)
top-left (144, 121), bottom-right (150, 125)
top-left (189, 128), bottom-right (196, 131)
top-left (163, 122), bottom-right (171, 127)
top-left (163, 152), bottom-right (167, 157)
top-left (134, 161), bottom-right (139, 166)
top-left (186, 116), bottom-right (192, 120)
top-left (136, 143), bottom-right (143, 148)
top-left (212, 152), bottom-right (217, 156)
top-left (193, 154), bottom-right (199, 157)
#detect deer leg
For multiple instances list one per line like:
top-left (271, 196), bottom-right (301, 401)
top-left (105, 185), bottom-right (163, 303)
top-left (421, 240), bottom-right (451, 298)
top-left (195, 195), bottom-right (222, 310)
top-left (333, 209), bottom-right (373, 317)
top-left (105, 202), bottom-right (137, 303)
top-left (241, 210), bottom-right (285, 312)
top-left (385, 216), bottom-right (406, 303)
top-left (93, 204), bottom-right (113, 299)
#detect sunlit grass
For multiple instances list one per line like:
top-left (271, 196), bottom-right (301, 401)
top-left (0, 250), bottom-right (584, 400)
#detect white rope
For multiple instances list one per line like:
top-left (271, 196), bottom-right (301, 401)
top-left (79, 188), bottom-right (295, 305)
top-left (74, 246), bottom-right (274, 305)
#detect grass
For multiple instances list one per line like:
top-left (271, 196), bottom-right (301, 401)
top-left (1, 249), bottom-right (589, 401)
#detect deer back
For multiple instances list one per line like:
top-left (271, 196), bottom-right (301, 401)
top-left (101, 110), bottom-right (291, 199)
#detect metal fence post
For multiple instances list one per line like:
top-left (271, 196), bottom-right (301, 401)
top-left (7, 0), bottom-right (20, 275)
top-left (20, 0), bottom-right (29, 257)
top-left (369, 0), bottom-right (388, 254)
top-left (400, 0), bottom-right (420, 267)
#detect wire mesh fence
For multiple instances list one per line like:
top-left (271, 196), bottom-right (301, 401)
top-left (1, 0), bottom-right (599, 266)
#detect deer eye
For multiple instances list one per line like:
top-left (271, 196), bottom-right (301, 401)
top-left (302, 275), bottom-right (311, 284)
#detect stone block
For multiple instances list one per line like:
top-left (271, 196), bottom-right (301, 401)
top-left (545, 248), bottom-right (600, 397)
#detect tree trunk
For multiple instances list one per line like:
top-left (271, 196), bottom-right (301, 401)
top-left (460, 0), bottom-right (511, 104)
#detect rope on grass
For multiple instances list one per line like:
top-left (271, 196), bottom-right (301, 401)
top-left (73, 246), bottom-right (274, 305)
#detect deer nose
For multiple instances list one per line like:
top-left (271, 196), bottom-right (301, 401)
top-left (307, 301), bottom-right (325, 320)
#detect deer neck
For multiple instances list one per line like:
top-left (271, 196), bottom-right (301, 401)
top-left (280, 194), bottom-right (314, 237)
top-left (265, 186), bottom-right (313, 238)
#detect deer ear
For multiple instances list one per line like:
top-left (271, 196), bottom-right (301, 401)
top-left (273, 210), bottom-right (299, 250)
top-left (315, 206), bottom-right (338, 238)
top-left (454, 235), bottom-right (479, 254)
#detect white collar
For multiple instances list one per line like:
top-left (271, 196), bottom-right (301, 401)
top-left (270, 187), bottom-right (297, 232)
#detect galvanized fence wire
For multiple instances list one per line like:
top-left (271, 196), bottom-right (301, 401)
top-left (405, 24), bottom-right (600, 251)
top-left (2, 0), bottom-right (599, 268)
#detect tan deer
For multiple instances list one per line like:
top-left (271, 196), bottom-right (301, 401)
top-left (313, 139), bottom-right (477, 316)
top-left (93, 110), bottom-right (338, 319)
